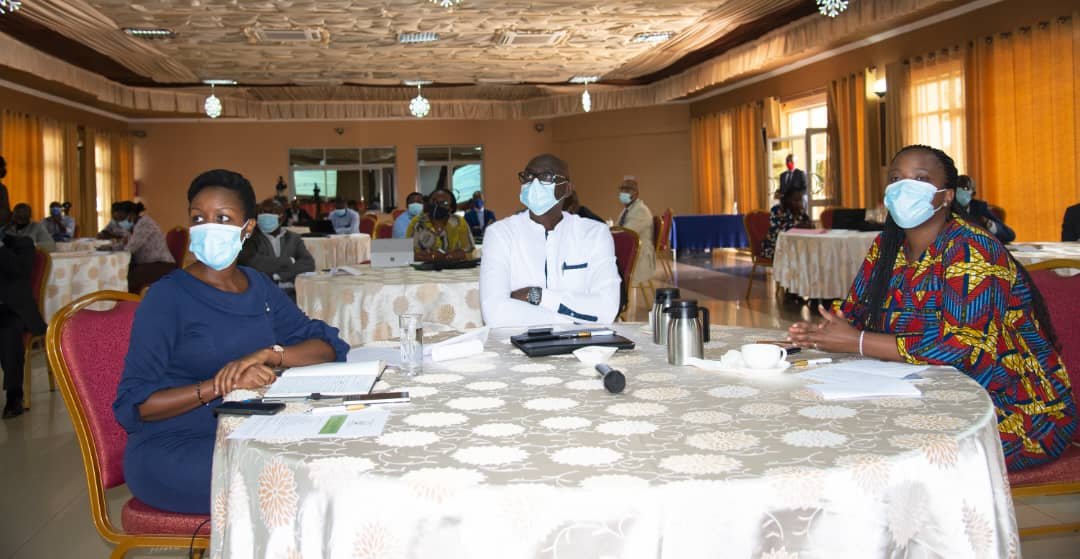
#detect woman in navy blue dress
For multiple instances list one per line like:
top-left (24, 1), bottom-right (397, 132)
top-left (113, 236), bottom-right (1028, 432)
top-left (113, 169), bottom-right (349, 515)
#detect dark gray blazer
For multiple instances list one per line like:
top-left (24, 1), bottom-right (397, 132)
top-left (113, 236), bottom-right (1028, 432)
top-left (238, 229), bottom-right (315, 283)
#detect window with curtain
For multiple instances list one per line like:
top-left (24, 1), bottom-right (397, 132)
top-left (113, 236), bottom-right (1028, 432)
top-left (907, 51), bottom-right (966, 170)
top-left (95, 138), bottom-right (113, 231)
top-left (42, 121), bottom-right (65, 208)
top-left (781, 95), bottom-right (828, 137)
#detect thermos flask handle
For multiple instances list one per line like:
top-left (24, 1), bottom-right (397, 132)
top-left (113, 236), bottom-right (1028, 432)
top-left (698, 307), bottom-right (710, 342)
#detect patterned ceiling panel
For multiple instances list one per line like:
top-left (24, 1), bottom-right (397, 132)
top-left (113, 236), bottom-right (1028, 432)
top-left (17, 0), bottom-right (805, 89)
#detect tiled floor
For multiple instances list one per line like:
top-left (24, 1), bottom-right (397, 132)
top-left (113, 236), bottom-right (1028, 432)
top-left (2, 249), bottom-right (1077, 558)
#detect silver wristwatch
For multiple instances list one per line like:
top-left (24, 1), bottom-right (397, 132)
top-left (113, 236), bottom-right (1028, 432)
top-left (527, 287), bottom-right (542, 306)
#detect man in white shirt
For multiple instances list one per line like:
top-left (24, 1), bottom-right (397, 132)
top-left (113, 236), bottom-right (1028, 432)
top-left (615, 176), bottom-right (655, 283)
top-left (328, 198), bottom-right (360, 234)
top-left (480, 154), bottom-right (620, 328)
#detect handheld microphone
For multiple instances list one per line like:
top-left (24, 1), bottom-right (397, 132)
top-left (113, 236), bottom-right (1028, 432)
top-left (594, 364), bottom-right (626, 394)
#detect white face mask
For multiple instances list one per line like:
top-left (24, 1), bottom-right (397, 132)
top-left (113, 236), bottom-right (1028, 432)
top-left (884, 179), bottom-right (947, 229)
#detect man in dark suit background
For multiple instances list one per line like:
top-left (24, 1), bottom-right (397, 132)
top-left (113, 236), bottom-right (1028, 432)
top-left (956, 175), bottom-right (1015, 244)
top-left (238, 198), bottom-right (315, 299)
top-left (1063, 203), bottom-right (1080, 242)
top-left (778, 154), bottom-right (807, 195)
top-left (0, 155), bottom-right (47, 418)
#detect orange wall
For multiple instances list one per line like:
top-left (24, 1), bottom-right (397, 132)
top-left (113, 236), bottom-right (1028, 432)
top-left (0, 82), bottom-right (127, 131)
top-left (551, 104), bottom-right (693, 221)
top-left (131, 119), bottom-right (555, 231)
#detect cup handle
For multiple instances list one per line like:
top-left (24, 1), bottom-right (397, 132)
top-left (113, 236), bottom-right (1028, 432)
top-left (778, 348), bottom-right (787, 363)
top-left (698, 307), bottom-right (710, 342)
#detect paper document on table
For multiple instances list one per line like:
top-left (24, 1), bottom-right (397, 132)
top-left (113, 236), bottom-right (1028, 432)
top-left (798, 369), bottom-right (922, 400)
top-left (228, 407), bottom-right (389, 440)
top-left (264, 361), bottom-right (383, 398)
top-left (348, 346), bottom-right (402, 366)
top-left (802, 360), bottom-right (929, 380)
top-left (423, 327), bottom-right (490, 356)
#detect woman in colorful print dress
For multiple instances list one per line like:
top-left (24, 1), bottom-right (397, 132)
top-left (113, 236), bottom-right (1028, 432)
top-left (788, 145), bottom-right (1075, 471)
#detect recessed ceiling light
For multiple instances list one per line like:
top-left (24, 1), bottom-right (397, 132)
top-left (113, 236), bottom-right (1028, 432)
top-left (403, 80), bottom-right (433, 87)
top-left (122, 27), bottom-right (176, 39)
top-left (398, 32), bottom-right (439, 44)
top-left (202, 79), bottom-right (237, 86)
top-left (568, 76), bottom-right (599, 84)
top-left (631, 31), bottom-right (674, 44)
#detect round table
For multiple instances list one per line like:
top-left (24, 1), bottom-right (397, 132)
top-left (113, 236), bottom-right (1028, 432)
top-left (1009, 241), bottom-right (1080, 267)
top-left (773, 229), bottom-right (880, 299)
top-left (210, 324), bottom-right (1017, 559)
top-left (44, 250), bottom-right (130, 321)
top-left (295, 264), bottom-right (482, 346)
top-left (302, 234), bottom-right (371, 270)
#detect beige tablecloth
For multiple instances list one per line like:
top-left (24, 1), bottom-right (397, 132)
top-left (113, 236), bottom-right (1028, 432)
top-left (54, 238), bottom-right (112, 252)
top-left (773, 230), bottom-right (880, 299)
top-left (295, 265), bottom-right (482, 346)
top-left (1009, 242), bottom-right (1080, 268)
top-left (302, 234), bottom-right (371, 270)
top-left (210, 324), bottom-right (1017, 559)
top-left (44, 251), bottom-right (130, 321)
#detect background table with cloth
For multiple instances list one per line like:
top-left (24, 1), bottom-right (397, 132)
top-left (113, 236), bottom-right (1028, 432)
top-left (295, 265), bottom-right (482, 346)
top-left (44, 251), bottom-right (130, 321)
top-left (54, 238), bottom-right (112, 252)
top-left (300, 233), bottom-right (371, 270)
top-left (209, 324), bottom-right (1018, 559)
top-left (772, 229), bottom-right (880, 300)
top-left (670, 214), bottom-right (747, 252)
top-left (1008, 242), bottom-right (1080, 268)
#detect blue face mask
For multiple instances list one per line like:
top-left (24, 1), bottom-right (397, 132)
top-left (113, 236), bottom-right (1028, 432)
top-left (618, 192), bottom-right (633, 205)
top-left (520, 178), bottom-right (562, 216)
top-left (189, 221), bottom-right (249, 271)
top-left (474, 200), bottom-right (484, 211)
top-left (407, 202), bottom-right (424, 216)
top-left (50, 207), bottom-right (62, 217)
top-left (335, 209), bottom-right (348, 217)
top-left (955, 188), bottom-right (973, 207)
top-left (256, 213), bottom-right (280, 234)
top-left (884, 179), bottom-right (946, 229)
top-left (118, 219), bottom-right (134, 232)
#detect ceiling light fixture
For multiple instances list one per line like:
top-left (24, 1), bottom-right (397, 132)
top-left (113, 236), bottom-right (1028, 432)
top-left (202, 79), bottom-right (237, 86)
top-left (817, 0), bottom-right (850, 18)
top-left (0, 0), bottom-right (21, 15)
top-left (631, 31), bottom-right (674, 44)
top-left (428, 0), bottom-right (461, 8)
top-left (568, 76), bottom-right (600, 85)
top-left (571, 77), bottom-right (598, 113)
top-left (204, 84), bottom-right (222, 119)
top-left (122, 27), bottom-right (176, 38)
top-left (398, 31), bottom-right (439, 44)
top-left (404, 81), bottom-right (433, 118)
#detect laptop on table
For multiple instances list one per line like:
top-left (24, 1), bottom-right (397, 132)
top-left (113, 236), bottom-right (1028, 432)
top-left (370, 238), bottom-right (415, 268)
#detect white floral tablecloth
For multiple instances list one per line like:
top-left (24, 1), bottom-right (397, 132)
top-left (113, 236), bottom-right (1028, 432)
top-left (1009, 242), bottom-right (1080, 274)
top-left (54, 238), bottom-right (112, 252)
top-left (295, 265), bottom-right (482, 346)
top-left (773, 230), bottom-right (880, 299)
top-left (302, 234), bottom-right (372, 270)
top-left (44, 251), bottom-right (130, 322)
top-left (209, 324), bottom-right (1018, 559)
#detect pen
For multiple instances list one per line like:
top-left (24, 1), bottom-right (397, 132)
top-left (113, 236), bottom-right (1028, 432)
top-left (308, 404), bottom-right (368, 415)
top-left (528, 329), bottom-right (616, 342)
top-left (793, 358), bottom-right (833, 367)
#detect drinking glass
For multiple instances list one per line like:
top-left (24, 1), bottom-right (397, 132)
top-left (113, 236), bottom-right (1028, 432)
top-left (399, 314), bottom-right (423, 375)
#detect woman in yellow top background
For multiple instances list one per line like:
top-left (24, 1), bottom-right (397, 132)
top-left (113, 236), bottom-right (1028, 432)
top-left (406, 188), bottom-right (475, 262)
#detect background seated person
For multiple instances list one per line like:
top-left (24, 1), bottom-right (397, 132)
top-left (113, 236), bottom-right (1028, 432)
top-left (283, 198), bottom-right (313, 227)
top-left (113, 168), bottom-right (348, 515)
top-left (3, 203), bottom-right (55, 251)
top-left (615, 176), bottom-right (655, 284)
top-left (464, 192), bottom-right (496, 241)
top-left (561, 191), bottom-right (604, 223)
top-left (406, 188), bottom-right (474, 262)
top-left (789, 145), bottom-right (1074, 472)
top-left (98, 201), bottom-right (132, 240)
top-left (480, 153), bottom-right (619, 328)
top-left (328, 198), bottom-right (360, 234)
top-left (114, 201), bottom-right (175, 294)
top-left (761, 185), bottom-right (812, 259)
top-left (238, 198), bottom-right (315, 298)
top-left (44, 201), bottom-right (76, 242)
top-left (956, 175), bottom-right (1015, 244)
top-left (1064, 202), bottom-right (1080, 242)
top-left (393, 192), bottom-right (425, 238)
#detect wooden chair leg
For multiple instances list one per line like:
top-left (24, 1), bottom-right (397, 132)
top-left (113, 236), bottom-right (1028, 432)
top-left (745, 263), bottom-right (758, 299)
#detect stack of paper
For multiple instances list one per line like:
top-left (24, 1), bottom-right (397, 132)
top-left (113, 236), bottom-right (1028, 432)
top-left (264, 361), bottom-right (383, 399)
top-left (425, 327), bottom-right (489, 363)
top-left (228, 407), bottom-right (389, 440)
top-left (796, 360), bottom-right (927, 400)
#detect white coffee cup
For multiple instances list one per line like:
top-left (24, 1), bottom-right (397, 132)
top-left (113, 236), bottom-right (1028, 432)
top-left (740, 344), bottom-right (788, 369)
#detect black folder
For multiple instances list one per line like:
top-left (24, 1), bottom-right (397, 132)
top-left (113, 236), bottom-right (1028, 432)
top-left (510, 328), bottom-right (636, 357)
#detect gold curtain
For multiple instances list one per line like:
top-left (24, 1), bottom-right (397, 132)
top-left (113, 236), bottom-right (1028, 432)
top-left (692, 114), bottom-right (725, 213)
top-left (62, 123), bottom-right (95, 237)
top-left (826, 71), bottom-right (869, 208)
top-left (966, 13), bottom-right (1080, 241)
top-left (732, 103), bottom-right (767, 213)
top-left (0, 111), bottom-right (45, 218)
top-left (112, 133), bottom-right (134, 203)
top-left (907, 48), bottom-right (967, 171)
top-left (884, 61), bottom-right (911, 162)
top-left (41, 120), bottom-right (66, 210)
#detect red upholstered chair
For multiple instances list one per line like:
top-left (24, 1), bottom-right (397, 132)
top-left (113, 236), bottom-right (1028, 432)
top-left (359, 214), bottom-right (378, 236)
top-left (375, 222), bottom-right (393, 239)
top-left (656, 209), bottom-right (674, 281)
top-left (164, 227), bottom-right (188, 269)
top-left (46, 291), bottom-right (210, 558)
top-left (22, 248), bottom-right (53, 409)
top-left (820, 207), bottom-right (838, 229)
top-left (610, 227), bottom-right (640, 321)
top-left (743, 210), bottom-right (773, 299)
top-left (392, 208), bottom-right (407, 220)
top-left (1009, 259), bottom-right (1080, 537)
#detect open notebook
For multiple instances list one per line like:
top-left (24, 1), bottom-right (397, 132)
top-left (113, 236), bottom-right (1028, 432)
top-left (263, 361), bottom-right (384, 399)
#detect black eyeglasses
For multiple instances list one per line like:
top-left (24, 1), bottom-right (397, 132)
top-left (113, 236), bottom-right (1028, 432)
top-left (518, 171), bottom-right (568, 185)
